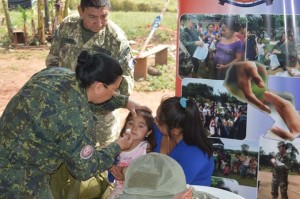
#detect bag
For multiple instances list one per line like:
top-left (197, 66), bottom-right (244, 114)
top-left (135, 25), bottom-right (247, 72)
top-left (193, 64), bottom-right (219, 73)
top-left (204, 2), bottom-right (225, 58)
top-left (269, 54), bottom-right (280, 70)
top-left (193, 44), bottom-right (209, 62)
top-left (179, 41), bottom-right (193, 76)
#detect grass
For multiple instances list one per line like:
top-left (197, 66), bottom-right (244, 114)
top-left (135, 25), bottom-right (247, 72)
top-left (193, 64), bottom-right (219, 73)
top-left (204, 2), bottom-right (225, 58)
top-left (111, 0), bottom-right (178, 13)
top-left (0, 1), bottom-right (178, 92)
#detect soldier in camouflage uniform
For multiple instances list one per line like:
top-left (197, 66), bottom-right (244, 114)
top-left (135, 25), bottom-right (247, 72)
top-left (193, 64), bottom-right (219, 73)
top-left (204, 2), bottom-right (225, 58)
top-left (46, 0), bottom-right (135, 147)
top-left (271, 141), bottom-right (291, 199)
top-left (180, 15), bottom-right (206, 78)
top-left (46, 0), bottom-right (137, 198)
top-left (0, 52), bottom-right (133, 198)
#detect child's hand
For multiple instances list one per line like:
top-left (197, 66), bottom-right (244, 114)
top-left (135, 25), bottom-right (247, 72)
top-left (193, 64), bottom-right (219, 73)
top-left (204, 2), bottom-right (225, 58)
top-left (109, 165), bottom-right (125, 181)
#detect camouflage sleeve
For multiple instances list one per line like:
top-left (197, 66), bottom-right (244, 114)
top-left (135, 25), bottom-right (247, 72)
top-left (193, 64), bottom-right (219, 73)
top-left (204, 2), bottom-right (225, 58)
top-left (180, 30), bottom-right (195, 47)
top-left (65, 142), bottom-right (121, 181)
top-left (281, 155), bottom-right (292, 170)
top-left (44, 104), bottom-right (121, 181)
top-left (45, 25), bottom-right (62, 67)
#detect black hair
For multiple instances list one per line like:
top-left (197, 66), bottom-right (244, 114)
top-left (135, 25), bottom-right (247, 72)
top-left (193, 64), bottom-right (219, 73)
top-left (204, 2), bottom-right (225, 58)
top-left (220, 17), bottom-right (239, 32)
top-left (76, 50), bottom-right (123, 88)
top-left (80, 0), bottom-right (111, 10)
top-left (120, 110), bottom-right (156, 151)
top-left (206, 23), bottom-right (214, 29)
top-left (157, 97), bottom-right (213, 157)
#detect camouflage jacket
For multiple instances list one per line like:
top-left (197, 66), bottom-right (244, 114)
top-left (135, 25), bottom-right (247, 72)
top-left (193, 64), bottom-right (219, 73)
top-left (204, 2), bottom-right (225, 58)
top-left (0, 67), bottom-right (121, 198)
top-left (46, 15), bottom-right (134, 112)
top-left (272, 152), bottom-right (291, 176)
top-left (180, 27), bottom-right (199, 55)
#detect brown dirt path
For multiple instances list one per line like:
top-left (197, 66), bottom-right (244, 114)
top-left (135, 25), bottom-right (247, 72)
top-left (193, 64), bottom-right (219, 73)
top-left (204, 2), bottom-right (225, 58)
top-left (258, 170), bottom-right (300, 199)
top-left (0, 48), bottom-right (174, 116)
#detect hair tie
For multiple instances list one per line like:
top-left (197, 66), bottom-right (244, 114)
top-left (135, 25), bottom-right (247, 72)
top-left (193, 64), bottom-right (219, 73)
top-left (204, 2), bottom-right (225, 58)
top-left (77, 50), bottom-right (90, 65)
top-left (180, 97), bottom-right (187, 108)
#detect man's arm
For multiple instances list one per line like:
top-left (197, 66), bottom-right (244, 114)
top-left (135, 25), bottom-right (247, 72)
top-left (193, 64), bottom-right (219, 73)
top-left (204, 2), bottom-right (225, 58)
top-left (46, 25), bottom-right (62, 67)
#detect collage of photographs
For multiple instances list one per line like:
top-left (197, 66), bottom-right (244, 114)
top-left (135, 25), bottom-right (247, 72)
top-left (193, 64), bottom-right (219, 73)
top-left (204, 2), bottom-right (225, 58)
top-left (177, 1), bottom-right (300, 198)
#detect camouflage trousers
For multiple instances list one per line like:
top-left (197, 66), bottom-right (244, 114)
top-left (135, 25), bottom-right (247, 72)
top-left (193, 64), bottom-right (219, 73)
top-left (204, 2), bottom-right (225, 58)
top-left (50, 110), bottom-right (120, 199)
top-left (271, 176), bottom-right (288, 199)
top-left (50, 164), bottom-right (112, 199)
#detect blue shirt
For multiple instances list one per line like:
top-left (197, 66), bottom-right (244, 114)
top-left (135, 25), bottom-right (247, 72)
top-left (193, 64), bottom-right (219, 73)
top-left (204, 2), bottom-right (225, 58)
top-left (153, 125), bottom-right (214, 186)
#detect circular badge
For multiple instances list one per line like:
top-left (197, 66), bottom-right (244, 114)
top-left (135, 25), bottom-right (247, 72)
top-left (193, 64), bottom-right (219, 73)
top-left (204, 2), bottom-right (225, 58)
top-left (80, 145), bottom-right (94, 159)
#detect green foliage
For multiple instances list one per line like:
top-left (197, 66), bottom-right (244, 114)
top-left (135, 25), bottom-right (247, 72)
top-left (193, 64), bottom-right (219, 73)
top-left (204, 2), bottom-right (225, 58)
top-left (18, 6), bottom-right (27, 22)
top-left (110, 0), bottom-right (177, 12)
top-left (0, 0), bottom-right (178, 92)
top-left (110, 11), bottom-right (176, 43)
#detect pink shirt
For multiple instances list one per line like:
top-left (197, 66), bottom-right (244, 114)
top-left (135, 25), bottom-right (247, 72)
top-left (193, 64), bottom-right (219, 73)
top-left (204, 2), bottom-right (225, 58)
top-left (108, 141), bottom-right (147, 199)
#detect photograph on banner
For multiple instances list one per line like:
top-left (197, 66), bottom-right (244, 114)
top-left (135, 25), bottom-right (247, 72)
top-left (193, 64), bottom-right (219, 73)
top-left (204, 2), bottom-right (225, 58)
top-left (245, 14), bottom-right (300, 77)
top-left (178, 14), bottom-right (246, 79)
top-left (211, 176), bottom-right (239, 195)
top-left (210, 138), bottom-right (259, 199)
top-left (224, 60), bottom-right (300, 141)
top-left (258, 136), bottom-right (300, 199)
top-left (182, 78), bottom-right (247, 140)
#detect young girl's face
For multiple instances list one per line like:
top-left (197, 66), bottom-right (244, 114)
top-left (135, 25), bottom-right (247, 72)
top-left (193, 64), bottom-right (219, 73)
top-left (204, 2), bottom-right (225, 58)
top-left (125, 115), bottom-right (151, 142)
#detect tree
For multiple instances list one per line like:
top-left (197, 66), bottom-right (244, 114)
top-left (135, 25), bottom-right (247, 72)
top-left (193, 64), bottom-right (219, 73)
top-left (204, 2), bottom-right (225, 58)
top-left (2, 0), bottom-right (14, 43)
top-left (259, 147), bottom-right (266, 156)
top-left (182, 83), bottom-right (214, 100)
top-left (241, 144), bottom-right (249, 152)
top-left (18, 6), bottom-right (28, 45)
top-left (64, 0), bottom-right (70, 18)
top-left (37, 0), bottom-right (46, 43)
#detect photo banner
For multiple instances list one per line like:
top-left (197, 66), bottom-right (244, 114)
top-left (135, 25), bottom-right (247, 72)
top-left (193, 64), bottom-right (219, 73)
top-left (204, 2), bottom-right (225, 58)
top-left (177, 1), bottom-right (300, 199)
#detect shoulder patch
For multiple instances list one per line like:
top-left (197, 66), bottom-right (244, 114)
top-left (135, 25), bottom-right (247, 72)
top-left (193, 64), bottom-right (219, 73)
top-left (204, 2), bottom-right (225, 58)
top-left (80, 145), bottom-right (94, 159)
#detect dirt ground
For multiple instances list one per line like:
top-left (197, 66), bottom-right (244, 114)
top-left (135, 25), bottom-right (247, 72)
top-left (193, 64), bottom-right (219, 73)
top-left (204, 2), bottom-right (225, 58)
top-left (257, 170), bottom-right (300, 199)
top-left (0, 47), bottom-right (174, 118)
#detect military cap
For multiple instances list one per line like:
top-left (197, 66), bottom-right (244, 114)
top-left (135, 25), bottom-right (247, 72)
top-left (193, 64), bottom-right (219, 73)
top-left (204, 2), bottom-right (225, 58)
top-left (117, 152), bottom-right (186, 198)
top-left (277, 141), bottom-right (286, 148)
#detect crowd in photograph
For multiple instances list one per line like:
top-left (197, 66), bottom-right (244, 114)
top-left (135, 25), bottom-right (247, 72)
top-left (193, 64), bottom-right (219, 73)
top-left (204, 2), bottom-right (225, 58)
top-left (179, 14), bottom-right (300, 78)
top-left (198, 102), bottom-right (247, 140)
top-left (213, 148), bottom-right (258, 180)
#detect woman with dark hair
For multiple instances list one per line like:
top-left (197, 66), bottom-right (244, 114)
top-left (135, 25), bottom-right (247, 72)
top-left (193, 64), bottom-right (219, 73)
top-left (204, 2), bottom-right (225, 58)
top-left (153, 97), bottom-right (214, 186)
top-left (0, 51), bottom-right (138, 198)
top-left (271, 32), bottom-right (297, 70)
top-left (214, 18), bottom-right (244, 80)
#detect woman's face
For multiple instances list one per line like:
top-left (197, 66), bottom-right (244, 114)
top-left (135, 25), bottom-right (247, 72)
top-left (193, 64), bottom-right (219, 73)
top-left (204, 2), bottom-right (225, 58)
top-left (125, 114), bottom-right (150, 142)
top-left (88, 76), bottom-right (123, 104)
top-left (221, 24), bottom-right (234, 38)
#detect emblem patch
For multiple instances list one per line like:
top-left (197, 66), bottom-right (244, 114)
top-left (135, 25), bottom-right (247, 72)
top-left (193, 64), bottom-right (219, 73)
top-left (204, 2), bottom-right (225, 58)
top-left (80, 145), bottom-right (94, 159)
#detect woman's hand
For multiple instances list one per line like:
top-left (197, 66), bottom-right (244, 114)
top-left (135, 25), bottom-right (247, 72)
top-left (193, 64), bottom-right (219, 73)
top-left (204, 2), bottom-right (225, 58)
top-left (116, 133), bottom-right (133, 151)
top-left (216, 64), bottom-right (227, 69)
top-left (127, 99), bottom-right (152, 117)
